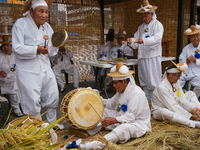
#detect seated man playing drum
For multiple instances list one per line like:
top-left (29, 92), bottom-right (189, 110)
top-left (86, 62), bottom-right (151, 144)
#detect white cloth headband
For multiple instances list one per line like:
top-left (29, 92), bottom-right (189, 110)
top-left (113, 75), bottom-right (132, 81)
top-left (32, 0), bottom-right (48, 10)
top-left (136, 5), bottom-right (152, 12)
top-left (166, 68), bottom-right (180, 73)
top-left (23, 0), bottom-right (48, 16)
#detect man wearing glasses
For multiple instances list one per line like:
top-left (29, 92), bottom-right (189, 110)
top-left (179, 25), bottom-right (200, 100)
top-left (86, 62), bottom-right (151, 146)
top-left (151, 61), bottom-right (200, 128)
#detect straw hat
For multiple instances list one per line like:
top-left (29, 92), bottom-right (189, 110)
top-left (115, 29), bottom-right (126, 38)
top-left (107, 62), bottom-right (134, 78)
top-left (0, 35), bottom-right (11, 44)
top-left (170, 60), bottom-right (187, 75)
top-left (23, 0), bottom-right (53, 13)
top-left (136, 0), bottom-right (157, 13)
top-left (184, 25), bottom-right (200, 35)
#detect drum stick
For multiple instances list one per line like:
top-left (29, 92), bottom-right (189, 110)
top-left (43, 35), bottom-right (49, 48)
top-left (88, 102), bottom-right (103, 119)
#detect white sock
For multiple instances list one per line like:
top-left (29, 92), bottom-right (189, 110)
top-left (195, 121), bottom-right (200, 128)
top-left (85, 141), bottom-right (105, 150)
top-left (104, 132), bottom-right (119, 144)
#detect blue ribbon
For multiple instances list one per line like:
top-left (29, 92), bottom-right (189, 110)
top-left (194, 53), bottom-right (200, 59)
top-left (121, 104), bottom-right (128, 112)
top-left (67, 141), bottom-right (79, 149)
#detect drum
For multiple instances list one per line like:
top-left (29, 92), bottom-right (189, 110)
top-left (60, 88), bottom-right (104, 130)
top-left (51, 29), bottom-right (68, 48)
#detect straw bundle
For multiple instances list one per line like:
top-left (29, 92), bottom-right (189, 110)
top-left (59, 118), bottom-right (200, 150)
top-left (121, 118), bottom-right (200, 150)
top-left (0, 113), bottom-right (69, 150)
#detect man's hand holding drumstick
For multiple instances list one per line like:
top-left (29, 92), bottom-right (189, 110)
top-left (101, 117), bottom-right (119, 128)
top-left (37, 35), bottom-right (49, 55)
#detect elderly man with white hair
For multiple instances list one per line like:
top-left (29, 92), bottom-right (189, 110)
top-left (127, 0), bottom-right (164, 101)
top-left (179, 25), bottom-right (200, 99)
top-left (83, 62), bottom-right (151, 148)
top-left (12, 0), bottom-right (63, 129)
top-left (151, 61), bottom-right (200, 128)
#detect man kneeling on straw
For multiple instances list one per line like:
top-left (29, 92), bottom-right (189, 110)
top-left (151, 61), bottom-right (200, 128)
top-left (83, 62), bottom-right (151, 148)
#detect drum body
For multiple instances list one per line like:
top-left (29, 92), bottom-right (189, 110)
top-left (60, 88), bottom-right (104, 130)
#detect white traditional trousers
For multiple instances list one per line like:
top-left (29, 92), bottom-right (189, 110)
top-left (138, 56), bottom-right (161, 100)
top-left (152, 91), bottom-right (200, 128)
top-left (16, 68), bottom-right (59, 124)
top-left (87, 108), bottom-right (146, 144)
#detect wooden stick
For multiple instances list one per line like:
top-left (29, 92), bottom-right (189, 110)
top-left (88, 102), bottom-right (103, 119)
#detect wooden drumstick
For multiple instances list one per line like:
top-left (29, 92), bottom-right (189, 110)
top-left (43, 35), bottom-right (49, 48)
top-left (88, 102), bottom-right (103, 119)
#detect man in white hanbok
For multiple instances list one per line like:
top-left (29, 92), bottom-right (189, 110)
top-left (12, 0), bottom-right (63, 128)
top-left (0, 35), bottom-right (23, 117)
top-left (108, 29), bottom-right (134, 59)
top-left (51, 46), bottom-right (79, 91)
top-left (86, 62), bottom-right (151, 145)
top-left (179, 25), bottom-right (200, 99)
top-left (127, 0), bottom-right (164, 100)
top-left (97, 29), bottom-right (115, 59)
top-left (151, 61), bottom-right (200, 128)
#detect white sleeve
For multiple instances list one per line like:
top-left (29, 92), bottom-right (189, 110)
top-left (179, 47), bottom-right (187, 63)
top-left (12, 20), bottom-right (38, 59)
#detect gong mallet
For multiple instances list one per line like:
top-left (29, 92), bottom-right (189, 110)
top-left (43, 35), bottom-right (49, 48)
top-left (88, 102), bottom-right (103, 120)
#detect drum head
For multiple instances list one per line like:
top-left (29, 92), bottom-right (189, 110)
top-left (68, 88), bottom-right (104, 130)
top-left (51, 29), bottom-right (68, 48)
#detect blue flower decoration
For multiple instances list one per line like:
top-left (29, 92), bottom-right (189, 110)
top-left (67, 141), bottom-right (79, 149)
top-left (145, 35), bottom-right (150, 38)
top-left (194, 53), bottom-right (200, 59)
top-left (121, 104), bottom-right (127, 112)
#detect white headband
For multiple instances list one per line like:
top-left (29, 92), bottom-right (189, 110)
top-left (113, 75), bottom-right (132, 81)
top-left (32, 0), bottom-right (48, 10)
top-left (166, 68), bottom-right (180, 73)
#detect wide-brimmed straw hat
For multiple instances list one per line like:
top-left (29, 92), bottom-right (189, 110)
top-left (136, 0), bottom-right (157, 13)
top-left (23, 0), bottom-right (53, 13)
top-left (107, 62), bottom-right (134, 78)
top-left (184, 25), bottom-right (200, 35)
top-left (0, 35), bottom-right (11, 44)
top-left (171, 60), bottom-right (187, 75)
top-left (115, 29), bottom-right (126, 38)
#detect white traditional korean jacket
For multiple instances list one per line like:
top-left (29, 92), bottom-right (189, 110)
top-left (151, 77), bottom-right (196, 119)
top-left (179, 43), bottom-right (200, 76)
top-left (0, 52), bottom-right (17, 94)
top-left (97, 41), bottom-right (115, 59)
top-left (130, 19), bottom-right (163, 59)
top-left (102, 76), bottom-right (151, 142)
top-left (12, 13), bottom-right (58, 74)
